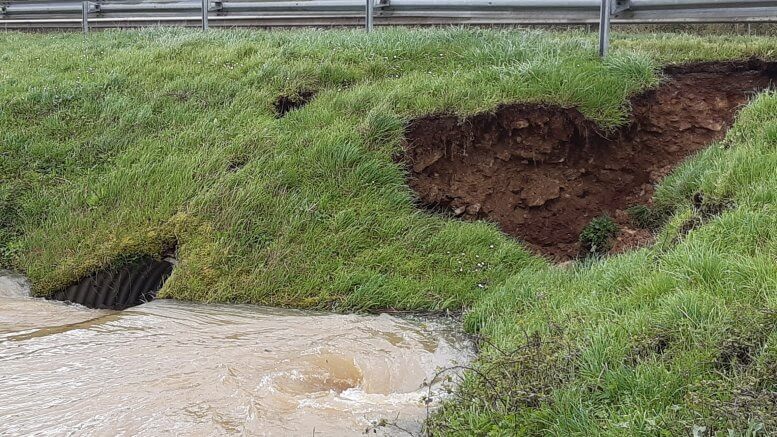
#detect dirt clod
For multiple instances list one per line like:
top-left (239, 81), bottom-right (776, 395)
top-left (402, 61), bottom-right (776, 260)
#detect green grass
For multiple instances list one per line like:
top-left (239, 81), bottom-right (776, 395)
top-left (1, 27), bottom-right (776, 434)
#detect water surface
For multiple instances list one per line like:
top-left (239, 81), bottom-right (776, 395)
top-left (0, 271), bottom-right (472, 436)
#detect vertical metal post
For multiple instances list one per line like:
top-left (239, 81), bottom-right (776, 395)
top-left (81, 1), bottom-right (89, 34)
top-left (201, 0), bottom-right (209, 30)
top-left (365, 0), bottom-right (374, 32)
top-left (598, 0), bottom-right (611, 57)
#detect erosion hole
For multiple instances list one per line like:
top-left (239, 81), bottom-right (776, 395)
top-left (274, 90), bottom-right (316, 117)
top-left (48, 253), bottom-right (175, 310)
top-left (402, 60), bottom-right (776, 261)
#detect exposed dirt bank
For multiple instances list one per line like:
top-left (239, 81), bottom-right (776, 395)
top-left (402, 60), bottom-right (777, 260)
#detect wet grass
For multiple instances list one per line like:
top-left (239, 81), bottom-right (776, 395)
top-left (1, 28), bottom-right (776, 434)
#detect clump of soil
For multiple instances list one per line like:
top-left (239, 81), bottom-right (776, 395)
top-left (274, 90), bottom-right (316, 117)
top-left (402, 60), bottom-right (776, 260)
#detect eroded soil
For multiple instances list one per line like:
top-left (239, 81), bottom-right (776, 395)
top-left (402, 60), bottom-right (776, 260)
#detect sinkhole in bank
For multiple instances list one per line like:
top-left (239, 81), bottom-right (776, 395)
top-left (47, 252), bottom-right (176, 310)
top-left (401, 60), bottom-right (777, 261)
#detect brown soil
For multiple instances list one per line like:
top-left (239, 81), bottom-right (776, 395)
top-left (402, 60), bottom-right (776, 261)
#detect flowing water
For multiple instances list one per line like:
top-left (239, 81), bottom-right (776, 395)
top-left (0, 271), bottom-right (473, 436)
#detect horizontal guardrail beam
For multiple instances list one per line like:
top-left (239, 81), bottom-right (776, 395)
top-left (626, 6), bottom-right (777, 19)
top-left (3, 13), bottom-right (776, 23)
top-left (6, 0), bottom-right (776, 14)
top-left (100, 3), bottom-right (202, 12)
top-left (5, 3), bottom-right (85, 14)
top-left (388, 0), bottom-right (599, 7)
top-left (223, 1), bottom-right (373, 11)
top-left (2, 0), bottom-right (776, 28)
top-left (2, 1), bottom-right (389, 15)
top-left (631, 0), bottom-right (777, 9)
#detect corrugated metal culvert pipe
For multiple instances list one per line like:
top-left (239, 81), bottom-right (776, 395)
top-left (48, 256), bottom-right (175, 310)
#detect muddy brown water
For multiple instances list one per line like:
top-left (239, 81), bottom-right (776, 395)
top-left (403, 60), bottom-right (777, 260)
top-left (0, 272), bottom-right (473, 436)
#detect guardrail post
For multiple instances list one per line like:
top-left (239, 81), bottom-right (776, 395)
top-left (201, 0), bottom-right (209, 30)
top-left (82, 1), bottom-right (89, 33)
top-left (598, 0), bottom-right (611, 57)
top-left (365, 0), bottom-right (374, 32)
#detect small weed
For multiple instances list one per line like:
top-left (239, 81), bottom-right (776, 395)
top-left (579, 215), bottom-right (619, 256)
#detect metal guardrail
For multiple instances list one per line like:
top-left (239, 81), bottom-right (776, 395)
top-left (1, 1), bottom-right (776, 55)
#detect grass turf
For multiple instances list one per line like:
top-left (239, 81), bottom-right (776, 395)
top-left (1, 28), bottom-right (776, 434)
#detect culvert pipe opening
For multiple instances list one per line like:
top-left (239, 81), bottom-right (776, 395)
top-left (47, 256), bottom-right (175, 310)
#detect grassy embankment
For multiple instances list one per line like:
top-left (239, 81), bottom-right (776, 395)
top-left (1, 29), bottom-right (776, 434)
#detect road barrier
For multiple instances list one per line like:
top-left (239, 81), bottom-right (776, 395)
top-left (2, 1), bottom-right (776, 55)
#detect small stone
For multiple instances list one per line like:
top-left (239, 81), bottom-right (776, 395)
top-left (511, 119), bottom-right (530, 129)
top-left (411, 149), bottom-right (444, 172)
top-left (466, 203), bottom-right (481, 214)
top-left (521, 177), bottom-right (561, 207)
